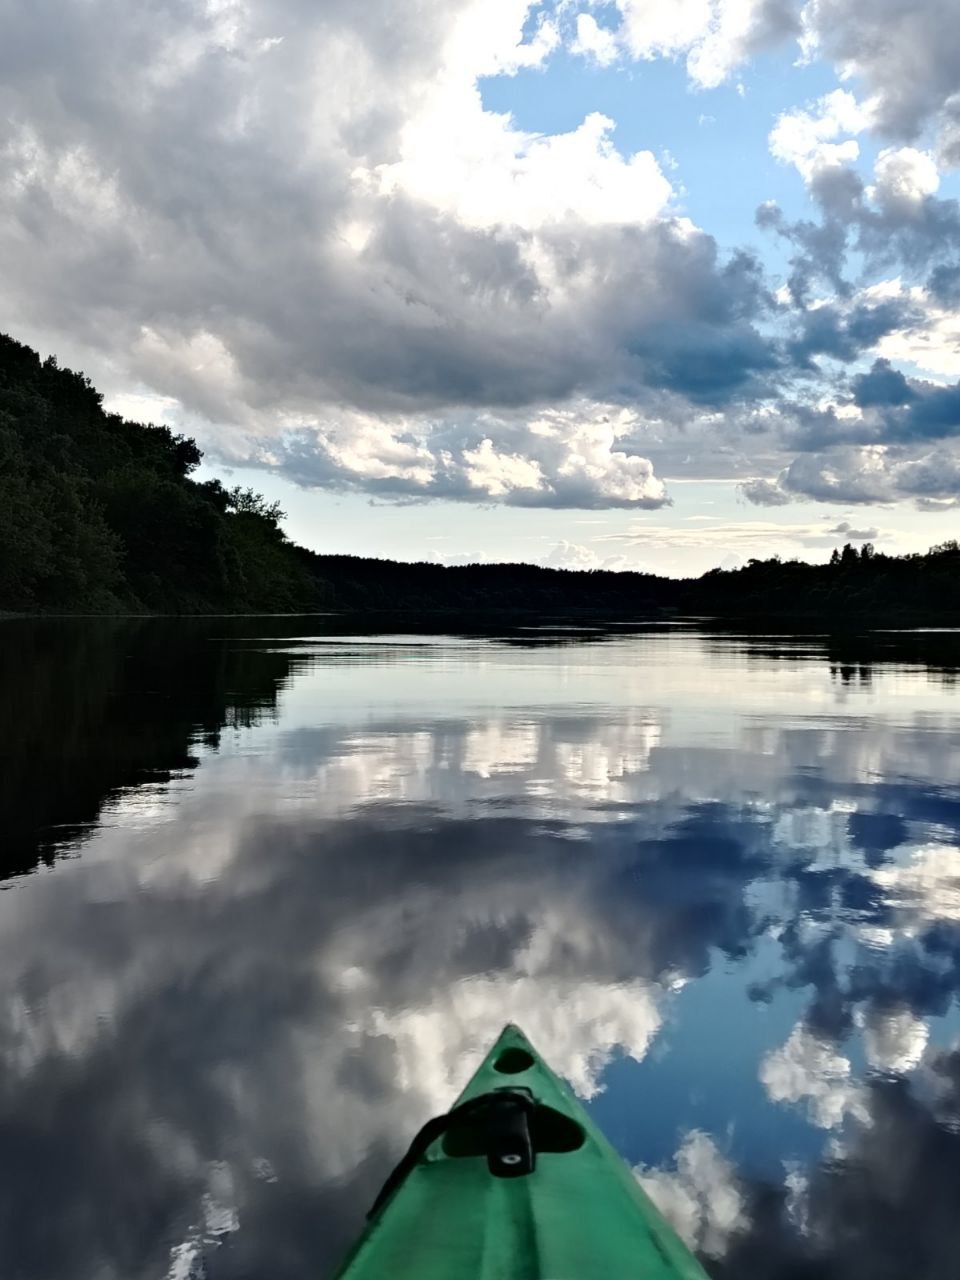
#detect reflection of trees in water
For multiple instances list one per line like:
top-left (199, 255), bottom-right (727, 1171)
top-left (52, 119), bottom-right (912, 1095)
top-left (831, 662), bottom-right (873, 687)
top-left (0, 615), bottom-right (677, 881)
top-left (0, 618), bottom-right (310, 878)
top-left (6, 617), bottom-right (958, 883)
top-left (705, 626), bottom-right (960, 688)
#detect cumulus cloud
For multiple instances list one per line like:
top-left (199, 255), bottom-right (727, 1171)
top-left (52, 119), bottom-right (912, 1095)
top-left (1, 0), bottom-right (958, 516)
top-left (743, 444), bottom-right (960, 506)
top-left (0, 0), bottom-right (788, 510)
top-left (740, 335), bottom-right (960, 507)
top-left (769, 89), bottom-right (874, 182)
top-left (543, 540), bottom-right (631, 570)
top-left (636, 1130), bottom-right (748, 1259)
top-left (377, 107), bottom-right (672, 231)
top-left (570, 13), bottom-right (620, 67)
top-left (572, 0), bottom-right (801, 89)
top-left (738, 477), bottom-right (793, 506)
top-left (577, 0), bottom-right (960, 179)
top-left (760, 1023), bottom-right (869, 1128)
top-left (858, 1006), bottom-right (929, 1073)
top-left (871, 282), bottom-right (960, 378)
top-left (832, 362), bottom-right (960, 446)
top-left (801, 0), bottom-right (960, 148)
top-left (786, 296), bottom-right (920, 367)
top-left (248, 402), bottom-right (672, 507)
top-left (760, 171), bottom-right (960, 315)
top-left (762, 89), bottom-right (960, 315)
top-left (871, 147), bottom-right (941, 209)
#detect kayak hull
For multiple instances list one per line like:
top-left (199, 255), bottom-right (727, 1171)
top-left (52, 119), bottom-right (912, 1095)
top-left (333, 1024), bottom-right (710, 1279)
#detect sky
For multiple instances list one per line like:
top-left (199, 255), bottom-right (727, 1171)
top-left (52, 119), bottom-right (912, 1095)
top-left (2, 0), bottom-right (960, 576)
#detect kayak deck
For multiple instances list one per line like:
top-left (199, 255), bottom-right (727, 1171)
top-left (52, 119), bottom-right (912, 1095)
top-left (333, 1024), bottom-right (710, 1279)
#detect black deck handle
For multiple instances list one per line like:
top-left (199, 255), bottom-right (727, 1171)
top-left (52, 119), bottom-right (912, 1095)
top-left (367, 1088), bottom-right (536, 1218)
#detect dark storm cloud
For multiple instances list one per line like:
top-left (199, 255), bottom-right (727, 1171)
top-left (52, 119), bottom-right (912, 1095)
top-left (850, 358), bottom-right (916, 408)
top-left (756, 199), bottom-right (851, 307)
top-left (787, 299), bottom-right (918, 368)
top-left (879, 381), bottom-right (960, 441)
top-left (927, 263), bottom-right (960, 307)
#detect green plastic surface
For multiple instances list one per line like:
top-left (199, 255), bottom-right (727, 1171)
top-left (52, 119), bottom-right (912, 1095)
top-left (333, 1024), bottom-right (711, 1279)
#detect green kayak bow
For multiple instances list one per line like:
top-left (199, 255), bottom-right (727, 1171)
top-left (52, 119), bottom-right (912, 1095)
top-left (333, 1023), bottom-right (710, 1279)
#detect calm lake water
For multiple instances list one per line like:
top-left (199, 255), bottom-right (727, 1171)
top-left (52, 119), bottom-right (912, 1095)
top-left (4, 617), bottom-right (960, 1279)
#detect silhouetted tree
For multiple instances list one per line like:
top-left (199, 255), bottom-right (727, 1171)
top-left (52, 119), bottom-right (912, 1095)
top-left (0, 332), bottom-right (322, 612)
top-left (226, 485), bottom-right (286, 525)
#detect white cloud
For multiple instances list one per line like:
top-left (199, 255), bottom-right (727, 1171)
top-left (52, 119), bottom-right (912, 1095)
top-left (870, 147), bottom-right (941, 210)
top-left (636, 1130), bottom-right (748, 1258)
top-left (686, 0), bottom-right (790, 89)
top-left (3, 0), bottom-right (790, 510)
top-left (858, 1006), bottom-right (930, 1073)
top-left (376, 109), bottom-right (673, 231)
top-left (876, 301), bottom-right (960, 378)
top-left (249, 402), bottom-right (672, 508)
top-left (591, 0), bottom-right (798, 87)
top-left (760, 1023), bottom-right (869, 1128)
top-left (868, 843), bottom-right (960, 930)
top-left (769, 89), bottom-right (874, 181)
top-left (759, 445), bottom-right (960, 507)
top-left (614, 0), bottom-right (715, 63)
top-left (544, 540), bottom-right (631, 570)
top-left (571, 13), bottom-right (621, 67)
top-left (366, 968), bottom-right (663, 1101)
top-left (462, 437), bottom-right (546, 496)
top-left (570, 0), bottom-right (801, 88)
top-left (5, 0), bottom-right (960, 521)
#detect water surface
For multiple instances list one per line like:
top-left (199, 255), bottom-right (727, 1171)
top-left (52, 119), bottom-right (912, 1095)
top-left (4, 618), bottom-right (960, 1279)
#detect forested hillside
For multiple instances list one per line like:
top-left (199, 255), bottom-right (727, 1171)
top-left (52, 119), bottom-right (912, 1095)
top-left (0, 333), bottom-right (326, 612)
